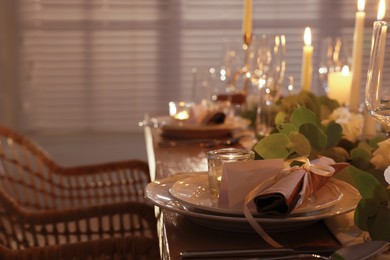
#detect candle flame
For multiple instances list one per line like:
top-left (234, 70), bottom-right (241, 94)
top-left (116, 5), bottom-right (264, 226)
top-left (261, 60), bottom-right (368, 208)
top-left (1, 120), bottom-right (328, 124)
top-left (341, 65), bottom-right (350, 76)
top-left (358, 0), bottom-right (365, 12)
top-left (378, 0), bottom-right (386, 20)
top-left (304, 27), bottom-right (312, 46)
top-left (281, 35), bottom-right (286, 47)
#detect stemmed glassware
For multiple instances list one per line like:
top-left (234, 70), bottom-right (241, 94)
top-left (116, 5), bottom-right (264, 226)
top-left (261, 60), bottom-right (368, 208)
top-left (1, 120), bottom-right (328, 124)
top-left (248, 34), bottom-right (286, 137)
top-left (365, 21), bottom-right (390, 131)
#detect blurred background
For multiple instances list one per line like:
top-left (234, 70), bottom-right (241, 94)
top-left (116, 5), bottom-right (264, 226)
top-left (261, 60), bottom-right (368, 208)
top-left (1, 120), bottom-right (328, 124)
top-left (0, 0), bottom-right (384, 165)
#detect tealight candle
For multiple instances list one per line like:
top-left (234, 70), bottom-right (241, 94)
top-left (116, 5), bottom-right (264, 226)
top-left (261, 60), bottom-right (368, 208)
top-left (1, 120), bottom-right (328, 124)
top-left (169, 101), bottom-right (192, 124)
top-left (328, 65), bottom-right (352, 106)
top-left (301, 27), bottom-right (313, 92)
top-left (350, 0), bottom-right (366, 112)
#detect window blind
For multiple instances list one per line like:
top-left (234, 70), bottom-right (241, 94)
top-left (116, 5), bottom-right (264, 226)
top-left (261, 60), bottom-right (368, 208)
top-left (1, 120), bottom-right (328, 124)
top-left (13, 0), bottom-right (383, 133)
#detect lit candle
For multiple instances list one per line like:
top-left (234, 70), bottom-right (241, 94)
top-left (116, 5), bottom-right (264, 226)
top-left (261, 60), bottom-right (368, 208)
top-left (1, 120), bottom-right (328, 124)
top-left (350, 0), bottom-right (366, 112)
top-left (301, 27), bottom-right (313, 91)
top-left (169, 101), bottom-right (192, 123)
top-left (328, 65), bottom-right (352, 106)
top-left (174, 111), bottom-right (190, 121)
top-left (242, 0), bottom-right (252, 47)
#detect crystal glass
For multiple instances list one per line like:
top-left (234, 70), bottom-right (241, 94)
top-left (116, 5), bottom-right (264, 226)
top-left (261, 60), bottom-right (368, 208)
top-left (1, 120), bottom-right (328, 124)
top-left (213, 41), bottom-right (247, 106)
top-left (248, 34), bottom-right (286, 94)
top-left (365, 21), bottom-right (390, 130)
top-left (318, 37), bottom-right (351, 95)
top-left (247, 34), bottom-right (286, 137)
top-left (191, 67), bottom-right (214, 104)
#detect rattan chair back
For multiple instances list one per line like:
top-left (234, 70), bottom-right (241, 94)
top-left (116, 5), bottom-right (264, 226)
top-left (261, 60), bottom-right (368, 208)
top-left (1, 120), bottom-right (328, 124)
top-left (0, 124), bottom-right (159, 259)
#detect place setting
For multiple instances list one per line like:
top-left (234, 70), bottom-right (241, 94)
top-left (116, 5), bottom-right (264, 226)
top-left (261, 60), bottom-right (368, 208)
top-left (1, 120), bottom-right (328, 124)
top-left (156, 100), bottom-right (251, 140)
top-left (145, 149), bottom-right (361, 234)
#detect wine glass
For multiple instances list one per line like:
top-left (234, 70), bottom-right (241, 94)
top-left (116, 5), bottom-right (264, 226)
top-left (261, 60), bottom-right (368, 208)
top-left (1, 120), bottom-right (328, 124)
top-left (365, 21), bottom-right (390, 131)
top-left (249, 34), bottom-right (286, 95)
top-left (247, 34), bottom-right (286, 137)
top-left (191, 67), bottom-right (214, 104)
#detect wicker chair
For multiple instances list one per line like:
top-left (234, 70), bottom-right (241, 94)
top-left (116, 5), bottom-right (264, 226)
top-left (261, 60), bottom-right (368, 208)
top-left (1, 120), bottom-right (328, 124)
top-left (0, 124), bottom-right (159, 259)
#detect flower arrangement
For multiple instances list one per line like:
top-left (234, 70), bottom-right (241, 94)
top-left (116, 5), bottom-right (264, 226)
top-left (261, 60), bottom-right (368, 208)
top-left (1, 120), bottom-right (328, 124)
top-left (252, 90), bottom-right (390, 241)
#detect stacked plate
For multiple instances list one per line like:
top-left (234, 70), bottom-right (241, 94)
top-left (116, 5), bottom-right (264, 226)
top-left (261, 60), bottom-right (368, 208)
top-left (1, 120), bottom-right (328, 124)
top-left (153, 116), bottom-right (251, 139)
top-left (145, 172), bottom-right (361, 232)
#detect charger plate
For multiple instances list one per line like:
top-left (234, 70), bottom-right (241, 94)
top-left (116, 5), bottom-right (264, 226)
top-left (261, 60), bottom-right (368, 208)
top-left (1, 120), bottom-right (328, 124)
top-left (145, 172), bottom-right (361, 232)
top-left (168, 172), bottom-right (343, 216)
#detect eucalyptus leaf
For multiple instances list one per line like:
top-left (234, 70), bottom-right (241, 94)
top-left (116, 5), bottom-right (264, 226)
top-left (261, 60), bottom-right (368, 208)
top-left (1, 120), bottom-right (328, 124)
top-left (275, 111), bottom-right (287, 125)
top-left (254, 133), bottom-right (290, 159)
top-left (348, 166), bottom-right (389, 201)
top-left (296, 91), bottom-right (321, 116)
top-left (354, 199), bottom-right (380, 231)
top-left (350, 166), bottom-right (390, 241)
top-left (288, 132), bottom-right (311, 157)
top-left (291, 107), bottom-right (321, 129)
top-left (367, 208), bottom-right (390, 241)
top-left (277, 123), bottom-right (297, 135)
top-left (324, 122), bottom-right (342, 149)
top-left (299, 123), bottom-right (327, 151)
top-left (350, 148), bottom-right (371, 170)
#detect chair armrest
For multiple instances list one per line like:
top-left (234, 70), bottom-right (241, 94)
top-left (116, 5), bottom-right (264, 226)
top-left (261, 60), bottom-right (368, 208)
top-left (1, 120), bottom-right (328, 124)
top-left (61, 159), bottom-right (150, 181)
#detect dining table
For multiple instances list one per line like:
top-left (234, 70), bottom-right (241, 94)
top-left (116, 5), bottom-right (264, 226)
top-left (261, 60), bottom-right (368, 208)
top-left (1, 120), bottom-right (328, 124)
top-left (143, 119), bottom-right (362, 260)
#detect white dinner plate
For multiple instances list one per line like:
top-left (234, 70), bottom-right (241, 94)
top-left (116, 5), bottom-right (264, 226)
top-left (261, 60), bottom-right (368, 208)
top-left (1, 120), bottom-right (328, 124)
top-left (154, 116), bottom-right (251, 139)
top-left (168, 172), bottom-right (343, 216)
top-left (145, 172), bottom-right (361, 232)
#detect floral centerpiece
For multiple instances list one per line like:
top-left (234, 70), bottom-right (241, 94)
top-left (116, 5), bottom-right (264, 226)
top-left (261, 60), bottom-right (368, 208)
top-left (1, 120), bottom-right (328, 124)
top-left (253, 90), bottom-right (390, 241)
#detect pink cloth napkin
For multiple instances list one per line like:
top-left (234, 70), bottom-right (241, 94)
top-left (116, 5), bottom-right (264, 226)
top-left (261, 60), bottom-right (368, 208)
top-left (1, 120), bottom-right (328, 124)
top-left (252, 158), bottom-right (349, 216)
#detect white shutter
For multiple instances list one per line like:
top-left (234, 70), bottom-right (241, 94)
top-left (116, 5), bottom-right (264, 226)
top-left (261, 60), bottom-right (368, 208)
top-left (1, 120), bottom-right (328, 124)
top-left (14, 0), bottom-right (383, 133)
top-left (18, 0), bottom-right (167, 132)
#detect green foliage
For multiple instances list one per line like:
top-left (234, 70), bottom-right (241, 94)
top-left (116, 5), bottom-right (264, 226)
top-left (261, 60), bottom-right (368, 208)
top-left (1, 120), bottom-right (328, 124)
top-left (280, 90), bottom-right (339, 120)
top-left (299, 123), bottom-right (327, 151)
top-left (254, 133), bottom-right (290, 159)
top-left (252, 91), bottom-right (390, 242)
top-left (324, 123), bottom-right (343, 149)
top-left (254, 107), bottom-right (342, 160)
top-left (347, 166), bottom-right (390, 241)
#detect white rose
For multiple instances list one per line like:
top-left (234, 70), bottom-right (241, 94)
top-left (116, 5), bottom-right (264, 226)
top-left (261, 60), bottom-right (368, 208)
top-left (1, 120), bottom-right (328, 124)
top-left (384, 166), bottom-right (390, 185)
top-left (322, 107), bottom-right (363, 143)
top-left (371, 138), bottom-right (390, 169)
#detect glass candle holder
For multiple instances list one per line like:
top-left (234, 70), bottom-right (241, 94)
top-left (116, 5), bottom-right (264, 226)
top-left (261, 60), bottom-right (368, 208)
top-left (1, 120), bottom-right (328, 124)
top-left (168, 101), bottom-right (193, 125)
top-left (207, 148), bottom-right (254, 202)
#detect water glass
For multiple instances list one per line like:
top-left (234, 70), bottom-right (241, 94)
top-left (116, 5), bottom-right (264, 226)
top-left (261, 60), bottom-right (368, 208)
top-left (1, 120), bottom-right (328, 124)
top-left (207, 148), bottom-right (254, 202)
